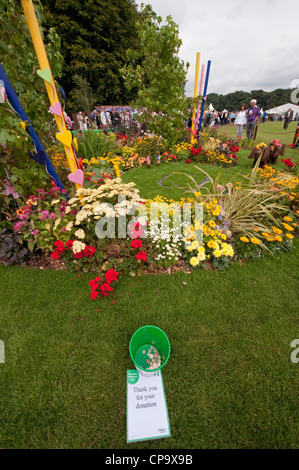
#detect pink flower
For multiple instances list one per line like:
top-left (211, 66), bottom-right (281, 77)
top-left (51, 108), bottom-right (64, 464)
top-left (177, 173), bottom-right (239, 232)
top-left (31, 229), bottom-right (39, 235)
top-left (13, 221), bottom-right (24, 231)
top-left (40, 210), bottom-right (49, 220)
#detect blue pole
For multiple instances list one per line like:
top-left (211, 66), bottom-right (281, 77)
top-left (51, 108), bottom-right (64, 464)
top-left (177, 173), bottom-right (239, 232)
top-left (197, 60), bottom-right (211, 141)
top-left (0, 62), bottom-right (66, 192)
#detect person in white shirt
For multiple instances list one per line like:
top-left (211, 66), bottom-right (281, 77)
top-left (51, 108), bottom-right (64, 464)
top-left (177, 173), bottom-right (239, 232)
top-left (100, 107), bottom-right (111, 128)
top-left (235, 103), bottom-right (247, 140)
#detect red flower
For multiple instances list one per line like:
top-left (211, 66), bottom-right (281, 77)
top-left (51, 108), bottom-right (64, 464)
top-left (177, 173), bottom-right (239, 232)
top-left (88, 279), bottom-right (100, 290)
top-left (90, 291), bottom-right (99, 300)
top-left (65, 240), bottom-right (74, 250)
top-left (51, 250), bottom-right (60, 259)
top-left (54, 240), bottom-right (64, 252)
top-left (105, 269), bottom-right (119, 283)
top-left (131, 239), bottom-right (143, 249)
top-left (95, 276), bottom-right (102, 282)
top-left (100, 283), bottom-right (114, 296)
top-left (136, 251), bottom-right (147, 262)
top-left (185, 159), bottom-right (191, 164)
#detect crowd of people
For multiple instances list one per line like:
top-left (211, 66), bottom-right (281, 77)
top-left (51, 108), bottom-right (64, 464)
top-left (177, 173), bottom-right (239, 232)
top-left (73, 101), bottom-right (299, 144)
top-left (188, 100), bottom-right (299, 141)
top-left (75, 106), bottom-right (144, 132)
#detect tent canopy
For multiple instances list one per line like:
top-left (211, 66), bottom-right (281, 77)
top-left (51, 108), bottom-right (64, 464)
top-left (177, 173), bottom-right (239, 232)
top-left (266, 102), bottom-right (299, 115)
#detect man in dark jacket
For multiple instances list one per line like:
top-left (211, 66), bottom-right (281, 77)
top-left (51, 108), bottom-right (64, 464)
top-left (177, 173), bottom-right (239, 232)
top-left (283, 108), bottom-right (293, 129)
top-left (246, 99), bottom-right (261, 140)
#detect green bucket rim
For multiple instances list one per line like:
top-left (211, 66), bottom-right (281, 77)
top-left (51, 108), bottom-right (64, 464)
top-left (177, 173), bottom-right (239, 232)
top-left (129, 325), bottom-right (171, 372)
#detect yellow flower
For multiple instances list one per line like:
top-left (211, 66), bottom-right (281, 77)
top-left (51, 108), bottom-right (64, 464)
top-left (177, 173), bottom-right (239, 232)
top-left (197, 251), bottom-right (206, 261)
top-left (282, 223), bottom-right (294, 231)
top-left (240, 236), bottom-right (249, 243)
top-left (213, 249), bottom-right (222, 258)
top-left (283, 216), bottom-right (292, 222)
top-left (221, 233), bottom-right (227, 240)
top-left (188, 240), bottom-right (200, 251)
top-left (253, 227), bottom-right (259, 232)
top-left (272, 226), bottom-right (283, 234)
top-left (285, 233), bottom-right (294, 239)
top-left (250, 237), bottom-right (260, 245)
top-left (190, 257), bottom-right (199, 267)
top-left (209, 220), bottom-right (216, 228)
top-left (275, 235), bottom-right (283, 242)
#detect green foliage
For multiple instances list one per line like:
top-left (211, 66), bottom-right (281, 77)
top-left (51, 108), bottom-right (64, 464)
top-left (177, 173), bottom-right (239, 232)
top-left (68, 75), bottom-right (97, 112)
top-left (41, 0), bottom-right (142, 108)
top-left (74, 130), bottom-right (118, 160)
top-left (120, 4), bottom-right (189, 147)
top-left (0, 0), bottom-right (64, 202)
top-left (0, 228), bottom-right (29, 266)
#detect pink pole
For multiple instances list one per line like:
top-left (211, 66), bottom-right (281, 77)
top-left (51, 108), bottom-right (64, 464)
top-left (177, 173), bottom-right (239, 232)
top-left (199, 64), bottom-right (205, 96)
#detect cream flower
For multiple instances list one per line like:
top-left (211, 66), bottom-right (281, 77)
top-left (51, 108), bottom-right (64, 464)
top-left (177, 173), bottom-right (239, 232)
top-left (72, 240), bottom-right (86, 254)
top-left (75, 229), bottom-right (85, 239)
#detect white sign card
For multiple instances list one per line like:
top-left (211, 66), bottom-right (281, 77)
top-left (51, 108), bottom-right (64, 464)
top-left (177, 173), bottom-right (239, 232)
top-left (126, 369), bottom-right (171, 443)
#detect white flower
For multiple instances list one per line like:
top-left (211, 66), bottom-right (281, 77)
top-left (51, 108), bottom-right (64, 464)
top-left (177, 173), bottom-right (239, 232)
top-left (75, 229), bottom-right (85, 239)
top-left (72, 240), bottom-right (86, 254)
top-left (65, 221), bottom-right (74, 232)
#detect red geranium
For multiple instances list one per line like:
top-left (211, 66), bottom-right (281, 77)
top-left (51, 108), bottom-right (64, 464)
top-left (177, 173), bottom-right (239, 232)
top-left (50, 250), bottom-right (60, 259)
top-left (90, 291), bottom-right (99, 300)
top-left (131, 239), bottom-right (143, 249)
top-left (105, 269), bottom-right (119, 283)
top-left (136, 251), bottom-right (147, 262)
top-left (185, 159), bottom-right (191, 164)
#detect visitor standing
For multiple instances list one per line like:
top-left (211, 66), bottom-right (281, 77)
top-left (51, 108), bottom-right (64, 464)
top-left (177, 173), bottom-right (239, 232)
top-left (111, 108), bottom-right (121, 130)
top-left (246, 99), bottom-right (260, 140)
top-left (283, 108), bottom-right (293, 129)
top-left (77, 111), bottom-right (84, 131)
top-left (235, 104), bottom-right (247, 141)
top-left (100, 107), bottom-right (111, 128)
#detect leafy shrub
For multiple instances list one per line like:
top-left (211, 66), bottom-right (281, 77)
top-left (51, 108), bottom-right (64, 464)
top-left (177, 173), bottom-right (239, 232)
top-left (0, 228), bottom-right (29, 266)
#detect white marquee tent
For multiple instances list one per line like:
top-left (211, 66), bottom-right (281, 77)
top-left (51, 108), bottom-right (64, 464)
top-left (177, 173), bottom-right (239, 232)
top-left (266, 102), bottom-right (299, 115)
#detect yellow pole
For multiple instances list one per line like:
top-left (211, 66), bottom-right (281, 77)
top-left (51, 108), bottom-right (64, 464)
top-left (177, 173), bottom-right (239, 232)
top-left (21, 0), bottom-right (82, 189)
top-left (191, 52), bottom-right (200, 145)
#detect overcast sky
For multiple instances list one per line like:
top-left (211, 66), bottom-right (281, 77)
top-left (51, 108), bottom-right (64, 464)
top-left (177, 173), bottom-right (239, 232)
top-left (135, 0), bottom-right (299, 97)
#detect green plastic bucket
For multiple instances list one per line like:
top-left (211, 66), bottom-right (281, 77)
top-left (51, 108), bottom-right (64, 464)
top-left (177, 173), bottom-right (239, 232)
top-left (129, 325), bottom-right (171, 376)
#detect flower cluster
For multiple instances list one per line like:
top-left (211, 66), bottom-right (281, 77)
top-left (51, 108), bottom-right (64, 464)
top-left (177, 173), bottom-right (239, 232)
top-left (50, 240), bottom-right (96, 260)
top-left (281, 158), bottom-right (295, 167)
top-left (89, 269), bottom-right (119, 299)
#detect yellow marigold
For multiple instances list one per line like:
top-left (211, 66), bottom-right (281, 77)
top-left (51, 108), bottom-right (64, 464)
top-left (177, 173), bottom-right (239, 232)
top-left (283, 216), bottom-right (292, 222)
top-left (250, 237), bottom-right (260, 245)
top-left (253, 227), bottom-right (259, 232)
top-left (285, 233), bottom-right (294, 239)
top-left (275, 235), bottom-right (283, 242)
top-left (213, 249), bottom-right (222, 258)
top-left (240, 236), bottom-right (249, 243)
top-left (282, 223), bottom-right (294, 231)
top-left (272, 226), bottom-right (283, 234)
top-left (197, 251), bottom-right (206, 261)
top-left (190, 257), bottom-right (199, 267)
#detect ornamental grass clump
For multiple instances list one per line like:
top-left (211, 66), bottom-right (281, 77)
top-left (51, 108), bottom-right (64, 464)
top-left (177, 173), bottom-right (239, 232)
top-left (182, 156), bottom-right (297, 252)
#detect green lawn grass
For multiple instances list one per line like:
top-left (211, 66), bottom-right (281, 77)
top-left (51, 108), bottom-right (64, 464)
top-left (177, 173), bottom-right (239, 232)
top-left (0, 124), bottom-right (298, 449)
top-left (122, 148), bottom-right (299, 201)
top-left (216, 120), bottom-right (298, 146)
top-left (0, 241), bottom-right (298, 449)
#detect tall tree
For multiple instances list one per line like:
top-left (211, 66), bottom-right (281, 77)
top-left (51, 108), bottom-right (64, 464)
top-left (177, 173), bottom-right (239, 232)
top-left (120, 4), bottom-right (189, 146)
top-left (41, 0), bottom-right (141, 108)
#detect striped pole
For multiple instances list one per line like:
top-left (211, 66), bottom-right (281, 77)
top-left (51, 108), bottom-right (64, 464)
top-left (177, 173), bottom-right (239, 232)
top-left (191, 52), bottom-right (200, 145)
top-left (20, 0), bottom-right (83, 189)
top-left (197, 60), bottom-right (211, 141)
